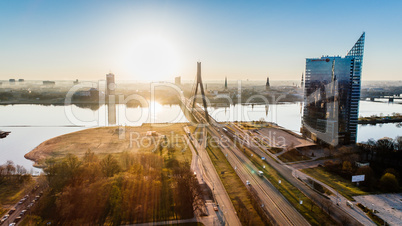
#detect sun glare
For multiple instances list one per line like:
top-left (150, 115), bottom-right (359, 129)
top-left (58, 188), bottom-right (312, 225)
top-left (129, 36), bottom-right (180, 81)
top-left (150, 101), bottom-right (162, 113)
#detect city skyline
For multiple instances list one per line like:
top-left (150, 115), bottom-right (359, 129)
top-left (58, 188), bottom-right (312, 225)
top-left (1, 1), bottom-right (402, 81)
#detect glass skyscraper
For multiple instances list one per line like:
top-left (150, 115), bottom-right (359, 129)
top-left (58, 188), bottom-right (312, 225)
top-left (302, 33), bottom-right (365, 146)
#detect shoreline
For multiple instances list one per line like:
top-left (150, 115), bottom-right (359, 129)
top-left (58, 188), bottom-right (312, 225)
top-left (24, 123), bottom-right (189, 168)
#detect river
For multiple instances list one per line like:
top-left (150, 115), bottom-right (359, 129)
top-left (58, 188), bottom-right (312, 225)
top-left (0, 100), bottom-right (400, 172)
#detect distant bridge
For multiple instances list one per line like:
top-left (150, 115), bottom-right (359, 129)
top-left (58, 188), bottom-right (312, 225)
top-left (360, 95), bottom-right (402, 102)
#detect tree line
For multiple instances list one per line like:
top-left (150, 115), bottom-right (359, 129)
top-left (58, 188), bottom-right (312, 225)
top-left (323, 136), bottom-right (401, 192)
top-left (0, 160), bottom-right (31, 185)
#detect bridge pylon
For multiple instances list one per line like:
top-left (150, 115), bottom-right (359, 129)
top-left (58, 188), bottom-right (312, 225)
top-left (191, 62), bottom-right (210, 123)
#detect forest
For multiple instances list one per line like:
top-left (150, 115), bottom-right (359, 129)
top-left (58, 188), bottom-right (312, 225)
top-left (28, 149), bottom-right (203, 225)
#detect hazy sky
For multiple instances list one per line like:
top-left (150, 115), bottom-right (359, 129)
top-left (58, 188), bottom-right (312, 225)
top-left (1, 0), bottom-right (401, 81)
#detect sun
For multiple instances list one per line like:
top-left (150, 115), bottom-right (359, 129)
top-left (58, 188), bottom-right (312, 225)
top-left (129, 35), bottom-right (180, 81)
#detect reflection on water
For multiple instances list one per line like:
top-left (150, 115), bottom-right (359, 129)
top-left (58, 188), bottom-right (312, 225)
top-left (0, 100), bottom-right (400, 171)
top-left (108, 102), bottom-right (116, 125)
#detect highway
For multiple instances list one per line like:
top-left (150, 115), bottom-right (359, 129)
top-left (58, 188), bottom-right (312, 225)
top-left (182, 96), bottom-right (310, 225)
top-left (229, 122), bottom-right (364, 225)
top-left (184, 127), bottom-right (242, 226)
top-left (0, 184), bottom-right (44, 226)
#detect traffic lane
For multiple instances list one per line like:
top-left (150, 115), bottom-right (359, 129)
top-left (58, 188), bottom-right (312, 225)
top-left (247, 139), bottom-right (363, 225)
top-left (4, 186), bottom-right (44, 225)
top-left (216, 132), bottom-right (309, 226)
top-left (209, 128), bottom-right (307, 225)
top-left (187, 131), bottom-right (242, 226)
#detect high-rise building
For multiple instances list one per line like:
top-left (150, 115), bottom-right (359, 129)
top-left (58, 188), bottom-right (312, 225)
top-left (302, 33), bottom-right (365, 146)
top-left (175, 76), bottom-right (181, 85)
top-left (266, 77), bottom-right (270, 90)
top-left (224, 76), bottom-right (228, 90)
top-left (106, 72), bottom-right (115, 101)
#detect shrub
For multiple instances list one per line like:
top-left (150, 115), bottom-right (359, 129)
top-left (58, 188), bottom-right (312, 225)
top-left (380, 173), bottom-right (399, 192)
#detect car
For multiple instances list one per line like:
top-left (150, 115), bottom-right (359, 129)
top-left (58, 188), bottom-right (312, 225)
top-left (35, 195), bottom-right (40, 200)
top-left (8, 208), bottom-right (16, 214)
top-left (17, 200), bottom-right (23, 205)
top-left (246, 180), bottom-right (250, 185)
top-left (9, 223), bottom-right (16, 226)
top-left (14, 216), bottom-right (22, 223)
top-left (213, 205), bottom-right (218, 211)
top-left (27, 203), bottom-right (34, 209)
top-left (1, 215), bottom-right (9, 223)
top-left (19, 210), bottom-right (27, 216)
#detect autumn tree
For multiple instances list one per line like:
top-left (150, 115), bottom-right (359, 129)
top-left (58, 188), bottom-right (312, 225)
top-left (100, 154), bottom-right (121, 177)
top-left (380, 173), bottom-right (399, 192)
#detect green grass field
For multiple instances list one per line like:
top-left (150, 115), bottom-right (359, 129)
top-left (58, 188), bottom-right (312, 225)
top-left (302, 167), bottom-right (369, 201)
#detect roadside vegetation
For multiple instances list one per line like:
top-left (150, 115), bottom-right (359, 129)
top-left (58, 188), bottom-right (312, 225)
top-left (303, 136), bottom-right (402, 201)
top-left (356, 203), bottom-right (388, 226)
top-left (0, 161), bottom-right (34, 216)
top-left (206, 136), bottom-right (266, 226)
top-left (302, 167), bottom-right (369, 201)
top-left (26, 147), bottom-right (203, 225)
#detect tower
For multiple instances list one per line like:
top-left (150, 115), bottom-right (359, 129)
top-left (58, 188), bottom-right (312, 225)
top-left (106, 72), bottom-right (115, 102)
top-left (175, 76), bottom-right (181, 85)
top-left (191, 62), bottom-right (209, 122)
top-left (266, 77), bottom-right (270, 90)
top-left (302, 32), bottom-right (365, 146)
top-left (225, 76), bottom-right (228, 90)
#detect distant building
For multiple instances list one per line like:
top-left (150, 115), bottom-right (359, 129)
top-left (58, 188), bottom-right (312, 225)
top-left (9, 79), bottom-right (15, 83)
top-left (302, 32), bottom-right (365, 146)
top-left (175, 76), bottom-right (181, 85)
top-left (43, 80), bottom-right (55, 85)
top-left (225, 77), bottom-right (228, 90)
top-left (266, 77), bottom-right (270, 90)
top-left (74, 79), bottom-right (79, 85)
top-left (106, 72), bottom-right (115, 102)
top-left (18, 79), bottom-right (24, 82)
top-left (301, 73), bottom-right (304, 88)
top-left (74, 88), bottom-right (99, 99)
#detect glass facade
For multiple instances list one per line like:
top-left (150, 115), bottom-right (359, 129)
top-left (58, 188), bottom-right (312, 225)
top-left (302, 33), bottom-right (365, 145)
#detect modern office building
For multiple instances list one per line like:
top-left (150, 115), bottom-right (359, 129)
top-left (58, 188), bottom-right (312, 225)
top-left (302, 32), bottom-right (365, 146)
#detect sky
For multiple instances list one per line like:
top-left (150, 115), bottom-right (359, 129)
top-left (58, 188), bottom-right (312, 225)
top-left (0, 0), bottom-right (401, 81)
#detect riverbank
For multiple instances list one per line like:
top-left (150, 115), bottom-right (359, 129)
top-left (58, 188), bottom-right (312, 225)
top-left (24, 123), bottom-right (190, 168)
top-left (358, 114), bottom-right (402, 124)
